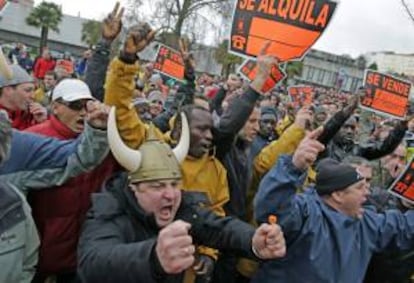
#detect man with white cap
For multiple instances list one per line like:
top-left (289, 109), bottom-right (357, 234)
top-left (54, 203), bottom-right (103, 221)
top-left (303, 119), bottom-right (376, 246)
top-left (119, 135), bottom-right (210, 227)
top-left (28, 78), bottom-right (94, 134)
top-left (0, 94), bottom-right (111, 283)
top-left (0, 54), bottom-right (47, 130)
top-left (25, 78), bottom-right (119, 283)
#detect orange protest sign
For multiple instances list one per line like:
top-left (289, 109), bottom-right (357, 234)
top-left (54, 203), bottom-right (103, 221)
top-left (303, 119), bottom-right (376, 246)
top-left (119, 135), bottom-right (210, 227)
top-left (239, 59), bottom-right (286, 92)
top-left (288, 85), bottom-right (314, 106)
top-left (153, 44), bottom-right (185, 81)
top-left (361, 70), bottom-right (411, 120)
top-left (388, 157), bottom-right (414, 203)
top-left (229, 0), bottom-right (337, 61)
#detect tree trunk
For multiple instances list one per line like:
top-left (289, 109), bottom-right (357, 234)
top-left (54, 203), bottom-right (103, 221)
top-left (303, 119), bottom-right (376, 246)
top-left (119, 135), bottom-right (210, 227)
top-left (174, 0), bottom-right (192, 37)
top-left (174, 14), bottom-right (185, 37)
top-left (40, 27), bottom-right (49, 54)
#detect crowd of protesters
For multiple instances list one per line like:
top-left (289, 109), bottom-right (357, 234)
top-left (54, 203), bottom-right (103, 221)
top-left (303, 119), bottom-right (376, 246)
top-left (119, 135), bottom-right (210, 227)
top-left (0, 2), bottom-right (414, 283)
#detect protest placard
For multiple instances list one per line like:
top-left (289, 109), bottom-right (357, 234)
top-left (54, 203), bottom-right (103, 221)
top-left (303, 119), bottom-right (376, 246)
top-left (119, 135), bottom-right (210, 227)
top-left (229, 0), bottom-right (337, 61)
top-left (361, 70), bottom-right (411, 120)
top-left (288, 85), bottom-right (314, 106)
top-left (239, 59), bottom-right (286, 92)
top-left (388, 157), bottom-right (414, 203)
top-left (153, 44), bottom-right (185, 81)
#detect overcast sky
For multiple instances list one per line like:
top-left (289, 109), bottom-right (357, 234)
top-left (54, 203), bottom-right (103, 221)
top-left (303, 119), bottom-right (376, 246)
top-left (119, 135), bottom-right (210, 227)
top-left (34, 0), bottom-right (414, 57)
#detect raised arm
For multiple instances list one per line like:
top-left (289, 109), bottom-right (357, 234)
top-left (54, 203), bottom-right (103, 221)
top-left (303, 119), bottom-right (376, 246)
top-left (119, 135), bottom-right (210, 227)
top-left (254, 128), bottom-right (325, 236)
top-left (0, 101), bottom-right (110, 193)
top-left (153, 38), bottom-right (197, 132)
top-left (366, 209), bottom-right (414, 254)
top-left (359, 120), bottom-right (407, 160)
top-left (103, 22), bottom-right (156, 149)
top-left (85, 3), bottom-right (124, 101)
top-left (214, 43), bottom-right (278, 159)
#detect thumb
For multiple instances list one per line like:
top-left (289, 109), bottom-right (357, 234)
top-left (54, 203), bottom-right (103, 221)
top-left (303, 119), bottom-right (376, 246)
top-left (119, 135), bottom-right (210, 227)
top-left (258, 223), bottom-right (273, 236)
top-left (307, 126), bottom-right (323, 140)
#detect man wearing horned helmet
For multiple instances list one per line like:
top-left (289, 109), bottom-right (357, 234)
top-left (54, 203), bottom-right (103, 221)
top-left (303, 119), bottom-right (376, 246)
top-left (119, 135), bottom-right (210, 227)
top-left (77, 108), bottom-right (286, 283)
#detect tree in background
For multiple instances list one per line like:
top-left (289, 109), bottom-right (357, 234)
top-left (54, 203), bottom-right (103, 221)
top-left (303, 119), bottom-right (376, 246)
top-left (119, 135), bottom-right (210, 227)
top-left (214, 39), bottom-right (242, 77)
top-left (26, 1), bottom-right (62, 54)
top-left (81, 20), bottom-right (101, 48)
top-left (285, 61), bottom-right (303, 80)
top-left (368, 62), bottom-right (378, 70)
top-left (401, 0), bottom-right (414, 23)
top-left (125, 0), bottom-right (230, 39)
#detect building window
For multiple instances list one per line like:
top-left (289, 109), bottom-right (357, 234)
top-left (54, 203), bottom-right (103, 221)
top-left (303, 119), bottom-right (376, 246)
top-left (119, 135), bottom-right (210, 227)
top-left (350, 78), bottom-right (363, 93)
top-left (307, 66), bottom-right (315, 81)
top-left (317, 69), bottom-right (325, 83)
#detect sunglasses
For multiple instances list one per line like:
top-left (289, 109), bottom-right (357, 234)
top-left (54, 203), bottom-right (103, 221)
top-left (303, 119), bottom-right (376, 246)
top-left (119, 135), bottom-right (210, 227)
top-left (56, 99), bottom-right (89, 111)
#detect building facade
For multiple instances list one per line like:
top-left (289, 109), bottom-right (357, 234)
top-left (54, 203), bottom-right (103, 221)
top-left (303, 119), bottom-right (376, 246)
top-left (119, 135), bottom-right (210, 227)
top-left (296, 49), bottom-right (365, 93)
top-left (365, 51), bottom-right (414, 77)
top-left (0, 1), bottom-right (89, 56)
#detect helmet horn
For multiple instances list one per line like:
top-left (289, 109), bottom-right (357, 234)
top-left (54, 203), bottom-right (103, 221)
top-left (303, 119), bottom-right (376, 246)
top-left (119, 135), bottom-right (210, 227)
top-left (107, 107), bottom-right (142, 172)
top-left (172, 112), bottom-right (190, 163)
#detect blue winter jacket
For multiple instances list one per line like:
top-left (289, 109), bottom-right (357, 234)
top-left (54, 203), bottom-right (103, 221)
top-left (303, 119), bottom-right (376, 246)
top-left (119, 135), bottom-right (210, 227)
top-left (0, 123), bottom-right (109, 194)
top-left (253, 155), bottom-right (414, 283)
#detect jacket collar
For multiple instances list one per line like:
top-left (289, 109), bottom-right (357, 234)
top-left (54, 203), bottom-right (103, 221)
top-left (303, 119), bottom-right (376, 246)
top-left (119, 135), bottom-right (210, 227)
top-left (50, 115), bottom-right (78, 139)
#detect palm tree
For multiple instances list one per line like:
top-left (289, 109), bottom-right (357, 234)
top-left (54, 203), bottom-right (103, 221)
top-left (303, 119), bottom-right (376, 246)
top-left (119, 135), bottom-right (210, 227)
top-left (81, 20), bottom-right (101, 48)
top-left (214, 40), bottom-right (243, 77)
top-left (26, 2), bottom-right (63, 54)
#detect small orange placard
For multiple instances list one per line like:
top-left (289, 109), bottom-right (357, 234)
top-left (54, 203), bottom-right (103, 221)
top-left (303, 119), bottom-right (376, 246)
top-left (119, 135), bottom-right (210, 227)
top-left (229, 0), bottom-right (337, 61)
top-left (239, 59), bottom-right (286, 92)
top-left (153, 44), bottom-right (185, 81)
top-left (361, 70), bottom-right (411, 120)
top-left (288, 85), bottom-right (314, 106)
top-left (388, 158), bottom-right (414, 203)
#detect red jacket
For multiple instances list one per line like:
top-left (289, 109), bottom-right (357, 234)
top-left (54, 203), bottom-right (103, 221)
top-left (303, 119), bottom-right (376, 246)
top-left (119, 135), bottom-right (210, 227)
top-left (25, 115), bottom-right (118, 274)
top-left (34, 57), bottom-right (55, 79)
top-left (0, 104), bottom-right (36, 130)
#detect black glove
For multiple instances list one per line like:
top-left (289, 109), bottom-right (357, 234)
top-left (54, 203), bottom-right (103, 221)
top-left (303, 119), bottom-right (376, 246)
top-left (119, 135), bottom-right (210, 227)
top-left (194, 255), bottom-right (215, 283)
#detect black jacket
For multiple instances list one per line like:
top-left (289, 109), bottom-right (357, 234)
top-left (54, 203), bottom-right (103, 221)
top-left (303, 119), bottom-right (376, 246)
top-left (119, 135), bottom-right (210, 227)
top-left (214, 89), bottom-right (261, 221)
top-left (318, 110), bottom-right (407, 161)
top-left (84, 39), bottom-right (112, 102)
top-left (77, 173), bottom-right (258, 283)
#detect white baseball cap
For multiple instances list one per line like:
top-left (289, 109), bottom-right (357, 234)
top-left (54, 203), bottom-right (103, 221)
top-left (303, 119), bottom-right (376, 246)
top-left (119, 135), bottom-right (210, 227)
top-left (52, 79), bottom-right (93, 102)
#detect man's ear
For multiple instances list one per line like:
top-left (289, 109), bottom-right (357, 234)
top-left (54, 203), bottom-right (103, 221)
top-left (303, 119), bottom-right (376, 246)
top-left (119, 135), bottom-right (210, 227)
top-left (331, 191), bottom-right (344, 205)
top-left (1, 86), bottom-right (13, 98)
top-left (50, 101), bottom-right (59, 116)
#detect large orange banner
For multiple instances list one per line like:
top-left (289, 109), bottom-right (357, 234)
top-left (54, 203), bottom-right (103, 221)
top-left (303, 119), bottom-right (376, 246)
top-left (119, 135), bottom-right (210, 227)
top-left (229, 0), bottom-right (337, 61)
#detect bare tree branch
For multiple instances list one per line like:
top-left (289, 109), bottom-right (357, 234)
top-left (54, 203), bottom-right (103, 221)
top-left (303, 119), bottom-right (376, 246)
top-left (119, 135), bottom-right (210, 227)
top-left (186, 0), bottom-right (227, 15)
top-left (401, 0), bottom-right (414, 24)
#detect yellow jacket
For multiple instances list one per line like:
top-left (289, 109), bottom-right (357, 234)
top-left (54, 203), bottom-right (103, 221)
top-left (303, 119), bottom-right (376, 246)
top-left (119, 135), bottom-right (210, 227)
top-left (181, 154), bottom-right (229, 259)
top-left (238, 123), bottom-right (305, 278)
top-left (104, 57), bottom-right (229, 263)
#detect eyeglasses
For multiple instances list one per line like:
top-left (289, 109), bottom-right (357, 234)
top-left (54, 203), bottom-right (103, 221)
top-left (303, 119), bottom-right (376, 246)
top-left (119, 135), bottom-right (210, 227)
top-left (56, 99), bottom-right (88, 111)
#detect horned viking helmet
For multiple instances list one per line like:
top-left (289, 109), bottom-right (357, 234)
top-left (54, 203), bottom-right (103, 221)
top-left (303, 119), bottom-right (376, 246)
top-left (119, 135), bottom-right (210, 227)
top-left (107, 107), bottom-right (190, 183)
